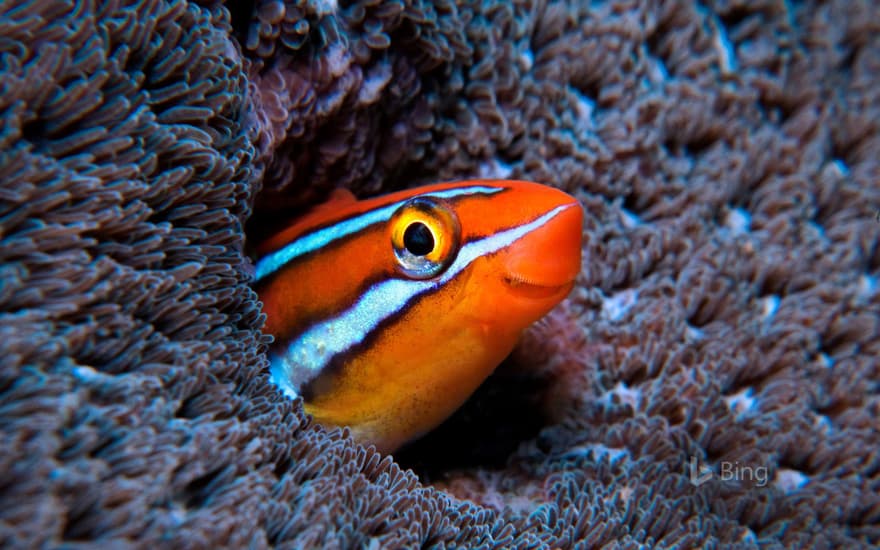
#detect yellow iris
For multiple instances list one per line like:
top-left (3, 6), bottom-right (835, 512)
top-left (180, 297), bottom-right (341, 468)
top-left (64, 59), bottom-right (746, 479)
top-left (389, 196), bottom-right (461, 279)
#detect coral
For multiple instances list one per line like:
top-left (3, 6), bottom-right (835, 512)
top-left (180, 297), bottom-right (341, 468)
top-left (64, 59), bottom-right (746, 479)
top-left (241, 0), bottom-right (475, 227)
top-left (2, 0), bottom-right (879, 548)
top-left (0, 0), bottom-right (266, 545)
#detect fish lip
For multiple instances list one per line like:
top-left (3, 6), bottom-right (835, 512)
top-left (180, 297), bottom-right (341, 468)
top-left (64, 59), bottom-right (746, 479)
top-left (502, 273), bottom-right (577, 299)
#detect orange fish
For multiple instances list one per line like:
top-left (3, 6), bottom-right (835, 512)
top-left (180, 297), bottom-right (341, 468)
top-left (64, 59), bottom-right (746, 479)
top-left (255, 180), bottom-right (583, 453)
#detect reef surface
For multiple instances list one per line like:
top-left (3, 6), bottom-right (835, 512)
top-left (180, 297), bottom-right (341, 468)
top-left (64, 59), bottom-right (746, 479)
top-left (1, 0), bottom-right (878, 548)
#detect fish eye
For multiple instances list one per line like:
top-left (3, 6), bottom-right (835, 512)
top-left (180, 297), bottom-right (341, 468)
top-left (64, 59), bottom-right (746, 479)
top-left (390, 196), bottom-right (461, 279)
top-left (403, 222), bottom-right (434, 256)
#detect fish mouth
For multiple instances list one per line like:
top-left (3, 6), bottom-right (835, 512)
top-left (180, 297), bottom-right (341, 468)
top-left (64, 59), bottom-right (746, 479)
top-left (503, 273), bottom-right (576, 300)
top-left (498, 200), bottom-right (583, 302)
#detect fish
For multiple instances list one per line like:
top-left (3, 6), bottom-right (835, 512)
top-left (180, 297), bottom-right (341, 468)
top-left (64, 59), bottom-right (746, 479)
top-left (254, 179), bottom-right (583, 453)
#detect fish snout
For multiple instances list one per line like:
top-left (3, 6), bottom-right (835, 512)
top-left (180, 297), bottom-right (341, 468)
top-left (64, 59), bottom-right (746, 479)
top-left (502, 199), bottom-right (583, 301)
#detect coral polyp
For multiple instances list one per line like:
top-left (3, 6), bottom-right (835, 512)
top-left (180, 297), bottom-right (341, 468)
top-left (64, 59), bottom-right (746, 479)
top-left (1, 0), bottom-right (878, 547)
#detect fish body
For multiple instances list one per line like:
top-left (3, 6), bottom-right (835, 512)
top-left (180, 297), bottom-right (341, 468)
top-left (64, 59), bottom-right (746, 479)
top-left (255, 180), bottom-right (582, 453)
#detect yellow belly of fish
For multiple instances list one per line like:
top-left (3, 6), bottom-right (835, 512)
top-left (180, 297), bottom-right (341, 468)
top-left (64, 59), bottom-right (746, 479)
top-left (303, 296), bottom-right (521, 454)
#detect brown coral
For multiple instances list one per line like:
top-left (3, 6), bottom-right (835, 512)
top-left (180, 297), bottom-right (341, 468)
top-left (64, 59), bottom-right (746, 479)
top-left (1, 0), bottom-right (879, 548)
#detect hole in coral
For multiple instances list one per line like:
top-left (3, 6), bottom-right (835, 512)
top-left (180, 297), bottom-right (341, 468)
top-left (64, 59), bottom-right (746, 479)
top-left (395, 357), bottom-right (550, 478)
top-left (20, 118), bottom-right (47, 145)
top-left (61, 492), bottom-right (101, 541)
top-left (717, 6), bottom-right (753, 30)
top-left (838, 43), bottom-right (859, 73)
top-left (175, 394), bottom-right (201, 420)
top-left (621, 193), bottom-right (648, 221)
top-left (180, 465), bottom-right (232, 509)
top-left (227, 1), bottom-right (258, 45)
top-left (570, 80), bottom-right (602, 110)
top-left (245, 183), bottom-right (333, 248)
top-left (273, 455), bottom-right (292, 478)
top-left (645, 29), bottom-right (666, 67)
top-left (663, 131), bottom-right (718, 158)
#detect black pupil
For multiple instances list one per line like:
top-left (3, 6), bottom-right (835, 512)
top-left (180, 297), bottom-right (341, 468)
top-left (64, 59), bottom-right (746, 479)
top-left (403, 222), bottom-right (434, 256)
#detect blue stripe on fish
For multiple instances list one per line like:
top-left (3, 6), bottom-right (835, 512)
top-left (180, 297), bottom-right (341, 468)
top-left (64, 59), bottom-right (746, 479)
top-left (254, 185), bottom-right (505, 282)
